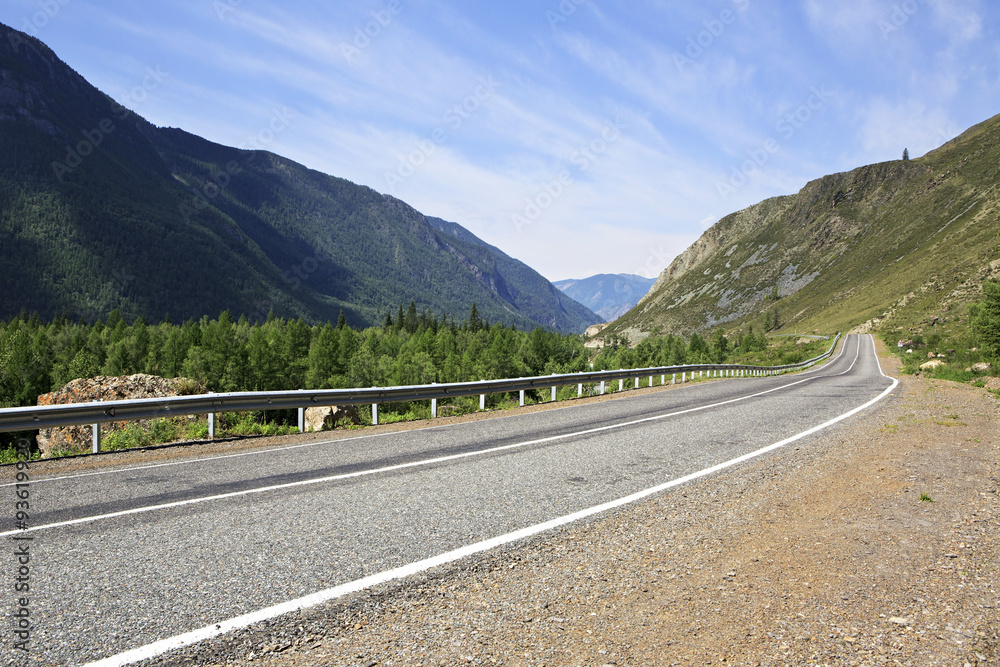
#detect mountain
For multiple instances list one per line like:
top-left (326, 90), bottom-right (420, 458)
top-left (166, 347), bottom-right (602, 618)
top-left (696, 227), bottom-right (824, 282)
top-left (606, 114), bottom-right (1000, 340)
top-left (0, 23), bottom-right (601, 333)
top-left (553, 274), bottom-right (656, 322)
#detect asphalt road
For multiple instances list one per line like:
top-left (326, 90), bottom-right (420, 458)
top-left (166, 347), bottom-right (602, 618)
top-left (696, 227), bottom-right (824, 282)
top-left (1, 334), bottom-right (896, 666)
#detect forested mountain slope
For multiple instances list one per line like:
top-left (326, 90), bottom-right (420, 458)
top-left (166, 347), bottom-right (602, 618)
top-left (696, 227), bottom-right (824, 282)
top-left (0, 23), bottom-right (600, 332)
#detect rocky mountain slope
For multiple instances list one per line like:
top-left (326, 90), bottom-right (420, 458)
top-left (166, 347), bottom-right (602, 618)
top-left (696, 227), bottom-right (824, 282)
top-left (0, 23), bottom-right (600, 332)
top-left (607, 115), bottom-right (1000, 340)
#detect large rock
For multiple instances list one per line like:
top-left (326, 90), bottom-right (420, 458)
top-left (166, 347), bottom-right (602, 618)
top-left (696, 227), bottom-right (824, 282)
top-left (36, 374), bottom-right (205, 457)
top-left (304, 405), bottom-right (361, 432)
top-left (919, 359), bottom-right (946, 372)
top-left (969, 362), bottom-right (993, 373)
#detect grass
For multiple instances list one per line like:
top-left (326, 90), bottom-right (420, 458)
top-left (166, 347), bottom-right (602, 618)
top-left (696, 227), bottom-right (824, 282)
top-left (0, 337), bottom-right (855, 462)
top-left (919, 493), bottom-right (935, 503)
top-left (726, 336), bottom-right (831, 367)
top-left (0, 447), bottom-right (39, 465)
top-left (604, 114), bottom-right (1000, 344)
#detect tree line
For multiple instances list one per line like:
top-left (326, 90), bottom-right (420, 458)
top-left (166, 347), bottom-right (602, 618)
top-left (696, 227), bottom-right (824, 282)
top-left (0, 305), bottom-right (777, 452)
top-left (0, 305), bottom-right (773, 407)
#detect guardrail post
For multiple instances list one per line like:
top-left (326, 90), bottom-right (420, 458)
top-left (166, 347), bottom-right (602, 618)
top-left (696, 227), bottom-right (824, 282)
top-left (634, 377), bottom-right (640, 389)
top-left (551, 385), bottom-right (557, 402)
top-left (480, 393), bottom-right (486, 410)
top-left (208, 410), bottom-right (215, 438)
top-left (600, 380), bottom-right (605, 395)
top-left (681, 372), bottom-right (686, 383)
top-left (619, 379), bottom-right (624, 392)
top-left (297, 407), bottom-right (305, 433)
top-left (671, 373), bottom-right (676, 384)
top-left (578, 383), bottom-right (583, 396)
top-left (519, 389), bottom-right (525, 406)
top-left (431, 397), bottom-right (437, 418)
top-left (372, 402), bottom-right (379, 425)
top-left (91, 424), bottom-right (100, 453)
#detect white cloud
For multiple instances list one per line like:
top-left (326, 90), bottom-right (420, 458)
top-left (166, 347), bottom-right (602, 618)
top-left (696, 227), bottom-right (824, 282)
top-left (857, 99), bottom-right (957, 159)
top-left (802, 0), bottom-right (885, 50)
top-left (926, 0), bottom-right (983, 43)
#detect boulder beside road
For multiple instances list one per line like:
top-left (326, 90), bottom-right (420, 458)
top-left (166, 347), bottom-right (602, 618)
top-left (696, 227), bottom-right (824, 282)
top-left (36, 374), bottom-right (205, 456)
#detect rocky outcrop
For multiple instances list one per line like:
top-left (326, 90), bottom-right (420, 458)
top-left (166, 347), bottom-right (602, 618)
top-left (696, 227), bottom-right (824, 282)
top-left (303, 406), bottom-right (361, 432)
top-left (36, 374), bottom-right (205, 457)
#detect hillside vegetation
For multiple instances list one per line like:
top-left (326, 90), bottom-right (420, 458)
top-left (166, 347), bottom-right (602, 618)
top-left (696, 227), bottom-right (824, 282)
top-left (609, 115), bottom-right (1000, 341)
top-left (0, 309), bottom-right (790, 458)
top-left (0, 23), bottom-right (599, 332)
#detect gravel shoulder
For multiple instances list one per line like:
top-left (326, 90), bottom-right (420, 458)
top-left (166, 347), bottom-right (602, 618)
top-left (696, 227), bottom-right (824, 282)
top-left (135, 341), bottom-right (998, 666)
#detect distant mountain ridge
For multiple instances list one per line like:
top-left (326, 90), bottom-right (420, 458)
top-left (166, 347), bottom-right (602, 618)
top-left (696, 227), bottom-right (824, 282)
top-left (0, 22), bottom-right (601, 333)
top-left (553, 274), bottom-right (656, 322)
top-left (606, 114), bottom-right (1000, 339)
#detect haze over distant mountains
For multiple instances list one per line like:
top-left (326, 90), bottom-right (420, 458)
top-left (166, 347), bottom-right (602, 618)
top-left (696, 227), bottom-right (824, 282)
top-left (553, 274), bottom-right (656, 322)
top-left (0, 23), bottom-right (601, 333)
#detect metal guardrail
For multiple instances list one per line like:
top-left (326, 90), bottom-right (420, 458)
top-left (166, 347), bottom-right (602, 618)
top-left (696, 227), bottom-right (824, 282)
top-left (0, 334), bottom-right (840, 453)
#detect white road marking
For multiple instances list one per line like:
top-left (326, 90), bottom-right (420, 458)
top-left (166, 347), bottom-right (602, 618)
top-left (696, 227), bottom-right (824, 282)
top-left (0, 338), bottom-right (857, 538)
top-left (82, 335), bottom-right (895, 667)
top-left (1, 340), bottom-right (856, 538)
top-left (1, 337), bottom-right (847, 489)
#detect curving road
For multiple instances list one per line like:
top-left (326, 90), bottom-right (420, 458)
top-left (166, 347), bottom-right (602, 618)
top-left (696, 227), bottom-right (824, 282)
top-left (1, 334), bottom-right (896, 666)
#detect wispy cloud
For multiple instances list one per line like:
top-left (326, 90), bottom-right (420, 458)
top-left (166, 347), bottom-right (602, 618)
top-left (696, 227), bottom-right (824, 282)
top-left (3, 0), bottom-right (997, 280)
top-left (857, 99), bottom-right (956, 158)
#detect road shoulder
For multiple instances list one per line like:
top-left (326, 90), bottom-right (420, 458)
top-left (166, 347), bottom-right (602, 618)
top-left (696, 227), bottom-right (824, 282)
top-left (143, 339), bottom-right (1000, 666)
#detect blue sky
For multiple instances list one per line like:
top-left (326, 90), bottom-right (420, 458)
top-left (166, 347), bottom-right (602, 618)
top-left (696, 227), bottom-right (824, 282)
top-left (3, 0), bottom-right (998, 281)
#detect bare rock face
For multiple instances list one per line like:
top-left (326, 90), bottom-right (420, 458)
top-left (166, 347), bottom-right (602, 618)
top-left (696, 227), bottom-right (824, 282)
top-left (303, 405), bottom-right (361, 432)
top-left (36, 374), bottom-right (205, 457)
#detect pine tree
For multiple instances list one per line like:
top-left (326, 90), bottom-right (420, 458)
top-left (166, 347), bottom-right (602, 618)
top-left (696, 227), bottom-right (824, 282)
top-left (404, 300), bottom-right (418, 334)
top-left (971, 280), bottom-right (1000, 357)
top-left (468, 303), bottom-right (481, 333)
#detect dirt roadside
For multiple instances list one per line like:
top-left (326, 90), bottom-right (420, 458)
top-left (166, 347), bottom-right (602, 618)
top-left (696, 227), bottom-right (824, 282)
top-left (135, 342), bottom-right (998, 666)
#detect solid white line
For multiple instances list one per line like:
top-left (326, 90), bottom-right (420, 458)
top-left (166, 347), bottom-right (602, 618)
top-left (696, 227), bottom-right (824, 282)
top-left (1, 340), bottom-right (855, 538)
top-left (81, 335), bottom-right (894, 667)
top-left (2, 337), bottom-right (847, 489)
top-left (0, 427), bottom-right (408, 488)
